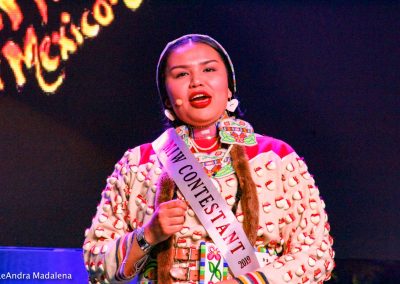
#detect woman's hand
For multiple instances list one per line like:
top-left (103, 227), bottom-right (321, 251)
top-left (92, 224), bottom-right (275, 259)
top-left (144, 199), bottom-right (187, 245)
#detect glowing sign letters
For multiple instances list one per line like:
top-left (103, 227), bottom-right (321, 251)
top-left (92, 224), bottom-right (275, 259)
top-left (0, 0), bottom-right (143, 94)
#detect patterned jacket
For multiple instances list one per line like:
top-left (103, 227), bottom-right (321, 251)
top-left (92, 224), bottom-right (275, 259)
top-left (83, 133), bottom-right (334, 283)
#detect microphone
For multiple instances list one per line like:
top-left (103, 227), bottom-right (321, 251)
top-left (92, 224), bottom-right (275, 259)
top-left (175, 99), bottom-right (183, 106)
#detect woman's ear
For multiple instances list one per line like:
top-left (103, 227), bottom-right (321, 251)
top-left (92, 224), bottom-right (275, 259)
top-left (165, 98), bottom-right (172, 108)
top-left (228, 89), bottom-right (232, 99)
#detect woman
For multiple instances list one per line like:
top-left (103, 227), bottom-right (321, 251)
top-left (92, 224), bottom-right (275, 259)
top-left (83, 34), bottom-right (334, 284)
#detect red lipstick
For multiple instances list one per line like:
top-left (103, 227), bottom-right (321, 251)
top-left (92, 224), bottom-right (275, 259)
top-left (189, 91), bottom-right (212, 108)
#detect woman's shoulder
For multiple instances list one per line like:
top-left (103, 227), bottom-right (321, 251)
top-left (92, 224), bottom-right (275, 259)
top-left (246, 134), bottom-right (295, 160)
top-left (122, 142), bottom-right (156, 165)
top-left (122, 129), bottom-right (172, 165)
top-left (138, 142), bottom-right (155, 164)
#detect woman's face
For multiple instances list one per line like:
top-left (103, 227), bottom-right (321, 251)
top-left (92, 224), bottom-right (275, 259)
top-left (164, 42), bottom-right (232, 127)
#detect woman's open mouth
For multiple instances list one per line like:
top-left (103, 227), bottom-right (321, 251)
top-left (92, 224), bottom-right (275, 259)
top-left (189, 92), bottom-right (212, 108)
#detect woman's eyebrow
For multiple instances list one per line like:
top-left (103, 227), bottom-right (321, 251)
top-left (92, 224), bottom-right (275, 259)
top-left (168, 59), bottom-right (218, 72)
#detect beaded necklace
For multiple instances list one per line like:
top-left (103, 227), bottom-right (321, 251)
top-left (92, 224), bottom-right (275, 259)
top-left (175, 116), bottom-right (257, 178)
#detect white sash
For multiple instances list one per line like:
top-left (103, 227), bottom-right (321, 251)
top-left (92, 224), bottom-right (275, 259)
top-left (152, 128), bottom-right (260, 277)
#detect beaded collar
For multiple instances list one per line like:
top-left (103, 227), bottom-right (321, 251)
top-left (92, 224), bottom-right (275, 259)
top-left (175, 117), bottom-right (257, 147)
top-left (175, 117), bottom-right (257, 178)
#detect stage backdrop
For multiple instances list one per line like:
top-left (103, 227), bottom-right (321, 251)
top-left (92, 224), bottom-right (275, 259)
top-left (0, 0), bottom-right (399, 265)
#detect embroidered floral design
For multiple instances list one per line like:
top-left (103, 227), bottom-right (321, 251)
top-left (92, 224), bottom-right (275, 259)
top-left (218, 118), bottom-right (257, 146)
top-left (194, 150), bottom-right (234, 178)
top-left (207, 246), bottom-right (222, 281)
top-left (207, 246), bottom-right (221, 261)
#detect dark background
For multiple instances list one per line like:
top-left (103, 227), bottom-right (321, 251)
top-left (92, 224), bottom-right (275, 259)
top-left (0, 0), bottom-right (399, 265)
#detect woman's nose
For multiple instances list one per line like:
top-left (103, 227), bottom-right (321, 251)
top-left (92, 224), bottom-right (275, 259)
top-left (189, 73), bottom-right (203, 88)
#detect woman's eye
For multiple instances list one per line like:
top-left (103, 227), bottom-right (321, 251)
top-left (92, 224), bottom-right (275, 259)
top-left (204, 67), bottom-right (215, 72)
top-left (175, 72), bottom-right (188, 78)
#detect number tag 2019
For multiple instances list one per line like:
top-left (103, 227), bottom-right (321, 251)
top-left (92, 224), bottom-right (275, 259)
top-left (238, 256), bottom-right (251, 269)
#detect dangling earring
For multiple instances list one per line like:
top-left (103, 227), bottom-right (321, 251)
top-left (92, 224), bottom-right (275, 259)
top-left (226, 98), bottom-right (239, 112)
top-left (164, 109), bottom-right (175, 121)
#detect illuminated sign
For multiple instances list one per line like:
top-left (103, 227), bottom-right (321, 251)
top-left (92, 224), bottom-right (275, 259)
top-left (0, 0), bottom-right (143, 94)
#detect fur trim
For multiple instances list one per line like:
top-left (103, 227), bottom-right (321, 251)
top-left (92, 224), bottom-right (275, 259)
top-left (153, 172), bottom-right (175, 284)
top-left (230, 144), bottom-right (259, 245)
